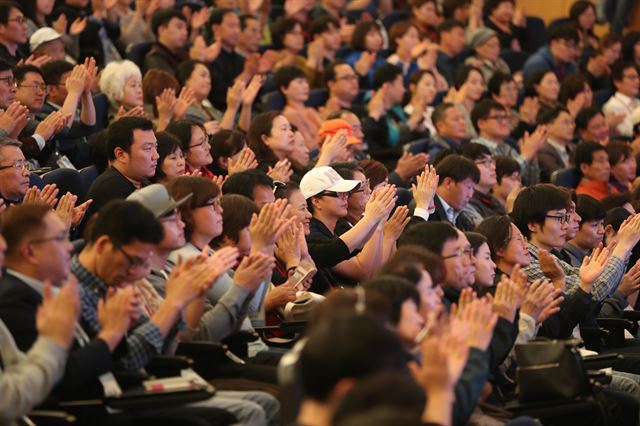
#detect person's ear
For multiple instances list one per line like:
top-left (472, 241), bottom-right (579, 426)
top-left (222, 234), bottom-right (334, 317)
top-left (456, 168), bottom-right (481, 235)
top-left (604, 224), bottom-right (615, 243)
top-left (93, 235), bottom-right (112, 257)
top-left (114, 147), bottom-right (128, 163)
top-left (328, 378), bottom-right (356, 403)
top-left (19, 242), bottom-right (36, 264)
top-left (528, 222), bottom-right (540, 235)
top-left (579, 162), bottom-right (589, 176)
top-left (219, 156), bottom-right (229, 169)
top-left (311, 196), bottom-right (322, 211)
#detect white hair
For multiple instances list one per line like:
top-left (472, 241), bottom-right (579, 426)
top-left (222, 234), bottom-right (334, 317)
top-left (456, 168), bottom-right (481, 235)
top-left (99, 60), bottom-right (142, 104)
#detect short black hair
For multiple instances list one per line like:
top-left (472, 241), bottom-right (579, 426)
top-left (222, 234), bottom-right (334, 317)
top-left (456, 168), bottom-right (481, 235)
top-left (86, 200), bottom-right (163, 246)
top-left (40, 60), bottom-right (74, 85)
top-left (495, 155), bottom-right (520, 184)
top-left (0, 59), bottom-right (10, 73)
top-left (511, 184), bottom-right (571, 238)
top-left (351, 21), bottom-right (382, 51)
top-left (606, 140), bottom-right (633, 166)
top-left (151, 8), bottom-right (187, 38)
top-left (436, 19), bottom-right (465, 40)
top-left (274, 65), bottom-right (307, 93)
top-left (465, 231), bottom-right (488, 255)
top-left (432, 102), bottom-right (457, 126)
top-left (221, 169), bottom-right (273, 200)
top-left (363, 275), bottom-right (420, 325)
top-left (487, 71), bottom-right (514, 99)
top-left (601, 192), bottom-right (631, 212)
top-left (324, 60), bottom-right (350, 83)
top-left (612, 61), bottom-right (639, 83)
top-left (165, 119), bottom-right (207, 154)
top-left (176, 60), bottom-right (206, 86)
top-left (209, 7), bottom-right (235, 26)
top-left (239, 13), bottom-right (258, 31)
top-left (575, 106), bottom-right (602, 133)
top-left (454, 64), bottom-right (483, 90)
top-left (471, 98), bottom-right (506, 132)
top-left (576, 194), bottom-right (606, 228)
top-left (153, 131), bottom-right (182, 182)
top-left (622, 32), bottom-right (640, 63)
top-left (476, 215), bottom-right (514, 261)
top-left (270, 16), bottom-right (301, 50)
top-left (443, 0), bottom-right (471, 19)
top-left (524, 69), bottom-right (557, 98)
top-left (398, 221), bottom-right (459, 255)
top-left (106, 117), bottom-right (154, 161)
top-left (408, 69), bottom-right (435, 88)
top-left (536, 105), bottom-right (570, 126)
top-left (310, 15), bottom-right (340, 37)
top-left (559, 74), bottom-right (588, 104)
top-left (13, 64), bottom-right (43, 84)
top-left (604, 206), bottom-right (632, 232)
top-left (575, 141), bottom-right (607, 178)
top-left (436, 154), bottom-right (480, 184)
top-left (548, 22), bottom-right (580, 45)
top-left (461, 142), bottom-right (492, 161)
top-left (483, 0), bottom-right (514, 17)
top-left (300, 311), bottom-right (407, 401)
top-left (209, 129), bottom-right (246, 164)
top-left (0, 1), bottom-right (21, 25)
top-left (373, 63), bottom-right (403, 90)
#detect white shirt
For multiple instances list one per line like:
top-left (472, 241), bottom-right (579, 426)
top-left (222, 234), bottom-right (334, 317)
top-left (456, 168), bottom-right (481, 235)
top-left (602, 92), bottom-right (640, 138)
top-left (437, 194), bottom-right (458, 224)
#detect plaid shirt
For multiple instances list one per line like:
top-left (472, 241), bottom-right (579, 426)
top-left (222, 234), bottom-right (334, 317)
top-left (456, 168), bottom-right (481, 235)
top-left (72, 256), bottom-right (165, 371)
top-left (521, 244), bottom-right (625, 302)
top-left (472, 136), bottom-right (540, 186)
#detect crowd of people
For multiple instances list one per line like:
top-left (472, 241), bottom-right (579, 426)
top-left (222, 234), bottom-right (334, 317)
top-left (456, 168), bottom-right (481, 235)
top-left (2, 0), bottom-right (640, 425)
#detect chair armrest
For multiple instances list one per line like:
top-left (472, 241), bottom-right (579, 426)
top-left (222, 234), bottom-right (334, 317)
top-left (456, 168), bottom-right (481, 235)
top-left (583, 353), bottom-right (624, 370)
top-left (596, 318), bottom-right (634, 331)
top-left (622, 310), bottom-right (640, 321)
top-left (579, 326), bottom-right (608, 352)
top-left (113, 370), bottom-right (150, 389)
top-left (176, 341), bottom-right (236, 379)
top-left (27, 410), bottom-right (77, 425)
top-left (145, 355), bottom-right (193, 378)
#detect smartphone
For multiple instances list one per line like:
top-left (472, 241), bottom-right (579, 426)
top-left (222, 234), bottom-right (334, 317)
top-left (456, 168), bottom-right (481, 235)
top-left (291, 265), bottom-right (317, 291)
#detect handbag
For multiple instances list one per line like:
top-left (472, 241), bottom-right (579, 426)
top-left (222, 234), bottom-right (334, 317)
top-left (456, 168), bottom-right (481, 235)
top-left (515, 338), bottom-right (591, 403)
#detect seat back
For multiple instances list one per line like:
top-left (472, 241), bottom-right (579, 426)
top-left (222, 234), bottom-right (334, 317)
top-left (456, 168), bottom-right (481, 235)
top-left (29, 172), bottom-right (44, 190)
top-left (126, 41), bottom-right (153, 68)
top-left (79, 166), bottom-right (99, 196)
top-left (261, 91), bottom-right (285, 111)
top-left (403, 138), bottom-right (431, 155)
top-left (42, 168), bottom-right (85, 201)
top-left (382, 9), bottom-right (410, 30)
top-left (593, 88), bottom-right (613, 108)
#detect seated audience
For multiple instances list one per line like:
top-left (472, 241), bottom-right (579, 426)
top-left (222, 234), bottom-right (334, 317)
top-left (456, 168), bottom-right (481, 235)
top-left (575, 141), bottom-right (616, 200)
top-left (603, 61), bottom-right (640, 138)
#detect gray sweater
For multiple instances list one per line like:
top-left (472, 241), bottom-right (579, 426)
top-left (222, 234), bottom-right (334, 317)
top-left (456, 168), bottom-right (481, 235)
top-left (0, 319), bottom-right (66, 425)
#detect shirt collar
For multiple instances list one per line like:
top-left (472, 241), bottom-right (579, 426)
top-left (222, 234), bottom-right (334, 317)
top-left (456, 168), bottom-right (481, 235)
top-left (71, 255), bottom-right (107, 299)
top-left (6, 269), bottom-right (48, 296)
top-left (615, 92), bottom-right (637, 105)
top-left (437, 194), bottom-right (459, 222)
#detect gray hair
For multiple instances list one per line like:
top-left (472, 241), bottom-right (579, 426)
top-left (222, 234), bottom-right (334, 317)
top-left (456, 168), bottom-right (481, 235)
top-left (99, 60), bottom-right (142, 104)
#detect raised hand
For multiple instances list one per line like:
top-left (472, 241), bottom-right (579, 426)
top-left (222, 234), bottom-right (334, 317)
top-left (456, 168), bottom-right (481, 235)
top-left (228, 147), bottom-right (258, 175)
top-left (190, 6), bottom-right (211, 32)
top-left (35, 110), bottom-right (69, 140)
top-left (206, 246), bottom-right (240, 287)
top-left (211, 174), bottom-right (227, 189)
top-left (412, 164), bottom-right (438, 211)
top-left (354, 51), bottom-right (376, 77)
top-left (52, 13), bottom-right (68, 35)
top-left (316, 129), bottom-right (349, 166)
top-left (384, 205), bottom-right (410, 242)
top-left (23, 184), bottom-right (59, 207)
top-left (267, 158), bottom-right (293, 183)
top-left (156, 88), bottom-right (177, 122)
top-left (275, 221), bottom-right (302, 269)
top-left (98, 286), bottom-right (139, 350)
top-left (54, 192), bottom-right (77, 230)
top-left (538, 249), bottom-right (566, 291)
top-left (264, 280), bottom-right (298, 311)
top-left (363, 184), bottom-right (397, 223)
top-left (70, 16), bottom-right (88, 36)
top-left (619, 260), bottom-right (640, 297)
top-left (459, 296), bottom-right (498, 351)
top-left (579, 244), bottom-right (609, 292)
top-left (83, 57), bottom-right (98, 93)
top-left (66, 64), bottom-right (88, 97)
top-left (71, 199), bottom-right (92, 227)
top-left (0, 101), bottom-right (29, 138)
top-left (37, 276), bottom-right (81, 351)
top-left (242, 75), bottom-right (264, 106)
top-left (114, 105), bottom-right (147, 121)
top-left (226, 79), bottom-right (246, 112)
top-left (233, 252), bottom-right (275, 292)
top-left (489, 274), bottom-right (518, 323)
top-left (250, 198), bottom-right (295, 253)
top-left (174, 87), bottom-right (196, 120)
top-left (396, 152), bottom-right (429, 182)
top-left (519, 125), bottom-right (547, 162)
top-left (367, 86), bottom-right (386, 120)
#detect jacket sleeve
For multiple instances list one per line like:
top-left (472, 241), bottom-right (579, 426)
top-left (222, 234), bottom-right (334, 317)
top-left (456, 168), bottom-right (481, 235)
top-left (191, 284), bottom-right (251, 342)
top-left (0, 330), bottom-right (67, 424)
top-left (487, 316), bottom-right (519, 372)
top-left (452, 348), bottom-right (490, 426)
top-left (538, 288), bottom-right (593, 339)
top-left (53, 339), bottom-right (113, 396)
top-left (306, 238), bottom-right (352, 269)
top-left (598, 290), bottom-right (629, 318)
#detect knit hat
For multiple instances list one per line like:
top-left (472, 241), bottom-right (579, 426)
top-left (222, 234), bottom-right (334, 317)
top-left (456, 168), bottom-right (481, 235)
top-left (468, 28), bottom-right (498, 50)
top-left (317, 119), bottom-right (362, 146)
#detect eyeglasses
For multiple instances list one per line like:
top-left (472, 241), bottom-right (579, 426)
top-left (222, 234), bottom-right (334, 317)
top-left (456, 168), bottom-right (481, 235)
top-left (442, 247), bottom-right (473, 260)
top-left (0, 160), bottom-right (31, 171)
top-left (200, 198), bottom-right (221, 209)
top-left (189, 138), bottom-right (210, 150)
top-left (546, 214), bottom-right (570, 224)
top-left (350, 179), bottom-right (371, 195)
top-left (29, 231), bottom-right (69, 245)
top-left (18, 83), bottom-right (46, 92)
top-left (114, 244), bottom-right (152, 269)
top-left (623, 74), bottom-right (640, 81)
top-left (486, 114), bottom-right (509, 122)
top-left (336, 74), bottom-right (358, 81)
top-left (474, 158), bottom-right (496, 168)
top-left (507, 234), bottom-right (528, 245)
top-left (159, 212), bottom-right (181, 223)
top-left (7, 16), bottom-right (26, 24)
top-left (0, 76), bottom-right (16, 87)
top-left (318, 191), bottom-right (349, 199)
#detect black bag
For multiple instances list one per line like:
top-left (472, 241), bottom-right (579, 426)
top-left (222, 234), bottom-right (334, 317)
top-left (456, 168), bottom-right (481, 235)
top-left (516, 338), bottom-right (591, 403)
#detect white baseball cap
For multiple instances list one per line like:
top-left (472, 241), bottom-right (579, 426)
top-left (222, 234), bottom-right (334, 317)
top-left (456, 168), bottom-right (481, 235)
top-left (29, 27), bottom-right (62, 52)
top-left (299, 166), bottom-right (360, 199)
